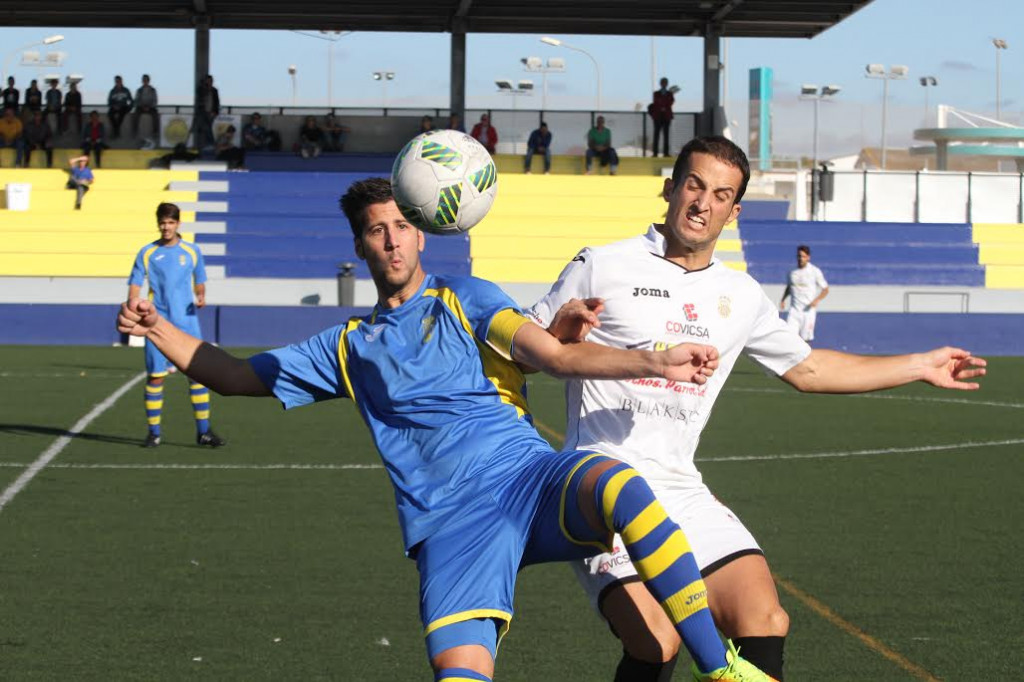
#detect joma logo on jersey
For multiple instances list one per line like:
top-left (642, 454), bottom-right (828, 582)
top-left (665, 320), bottom-right (710, 339)
top-left (632, 286), bottom-right (671, 298)
top-left (683, 303), bottom-right (698, 321)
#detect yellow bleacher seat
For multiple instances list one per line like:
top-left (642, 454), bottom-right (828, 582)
top-left (1, 169), bottom-right (199, 277)
top-left (972, 223), bottom-right (1024, 288)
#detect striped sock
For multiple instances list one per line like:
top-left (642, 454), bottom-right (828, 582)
top-left (435, 669), bottom-right (491, 682)
top-left (189, 382), bottom-right (210, 436)
top-left (594, 462), bottom-right (727, 674)
top-left (144, 378), bottom-right (163, 436)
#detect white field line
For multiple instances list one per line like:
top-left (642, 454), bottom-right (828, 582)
top-left (727, 386), bottom-right (1024, 410)
top-left (0, 372), bottom-right (147, 514)
top-left (0, 438), bottom-right (1020, 472)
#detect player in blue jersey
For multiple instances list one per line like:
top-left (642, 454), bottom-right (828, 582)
top-left (127, 202), bottom-right (226, 449)
top-left (118, 179), bottom-right (775, 682)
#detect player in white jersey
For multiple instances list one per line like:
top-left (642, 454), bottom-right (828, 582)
top-left (780, 245), bottom-right (828, 342)
top-left (529, 136), bottom-right (987, 681)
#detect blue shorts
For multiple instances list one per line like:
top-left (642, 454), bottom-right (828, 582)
top-left (145, 313), bottom-right (201, 376)
top-left (418, 449), bottom-right (613, 660)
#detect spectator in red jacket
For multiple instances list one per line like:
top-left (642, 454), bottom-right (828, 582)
top-left (470, 113), bottom-right (498, 154)
top-left (648, 77), bottom-right (675, 157)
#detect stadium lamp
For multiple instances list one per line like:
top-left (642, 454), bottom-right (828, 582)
top-left (540, 36), bottom-right (601, 112)
top-left (2, 33), bottom-right (66, 83)
top-left (919, 76), bottom-right (938, 126)
top-left (522, 55), bottom-right (564, 110)
top-left (518, 80), bottom-right (534, 91)
top-left (800, 84), bottom-right (818, 97)
top-left (43, 35), bottom-right (64, 45)
top-left (495, 79), bottom-right (514, 91)
top-left (799, 83), bottom-right (841, 176)
top-left (372, 71), bottom-right (395, 109)
top-left (865, 63), bottom-right (908, 169)
top-left (521, 56), bottom-right (542, 69)
top-left (821, 85), bottom-right (841, 97)
top-left (993, 38), bottom-right (1008, 120)
top-left (65, 74), bottom-right (83, 85)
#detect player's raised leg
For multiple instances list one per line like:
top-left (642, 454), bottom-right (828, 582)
top-left (563, 454), bottom-right (776, 681)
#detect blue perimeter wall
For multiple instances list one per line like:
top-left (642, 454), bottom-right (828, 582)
top-left (1, 305), bottom-right (1023, 355)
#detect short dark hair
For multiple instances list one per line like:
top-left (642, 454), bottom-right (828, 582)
top-left (156, 202), bottom-right (180, 222)
top-left (671, 136), bottom-right (751, 203)
top-left (797, 244), bottom-right (811, 256)
top-left (340, 177), bottom-right (395, 237)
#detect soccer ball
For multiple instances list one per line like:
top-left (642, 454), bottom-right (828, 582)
top-left (391, 130), bottom-right (499, 235)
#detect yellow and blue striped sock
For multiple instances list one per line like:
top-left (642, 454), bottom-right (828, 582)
top-left (189, 382), bottom-right (210, 436)
top-left (144, 378), bottom-right (163, 436)
top-left (435, 668), bottom-right (491, 682)
top-left (594, 462), bottom-right (726, 674)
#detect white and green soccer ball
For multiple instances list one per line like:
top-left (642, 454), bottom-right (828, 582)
top-left (390, 130), bottom-right (499, 236)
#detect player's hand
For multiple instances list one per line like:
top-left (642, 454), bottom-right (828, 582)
top-left (117, 298), bottom-right (161, 337)
top-left (919, 347), bottom-right (987, 390)
top-left (660, 343), bottom-right (720, 385)
top-left (195, 292), bottom-right (206, 308)
top-left (547, 298), bottom-right (604, 343)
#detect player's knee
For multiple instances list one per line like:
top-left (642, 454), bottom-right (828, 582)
top-left (764, 603), bottom-right (790, 636)
top-left (724, 602), bottom-right (789, 637)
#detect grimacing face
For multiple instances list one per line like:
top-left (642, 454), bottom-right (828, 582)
top-left (354, 200), bottom-right (425, 297)
top-left (661, 152), bottom-right (743, 254)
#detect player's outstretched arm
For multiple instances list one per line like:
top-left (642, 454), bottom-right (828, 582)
top-left (781, 346), bottom-right (987, 394)
top-left (546, 297), bottom-right (604, 343)
top-left (512, 320), bottom-right (719, 384)
top-left (117, 298), bottom-right (270, 396)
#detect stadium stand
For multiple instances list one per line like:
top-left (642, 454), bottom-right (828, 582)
top-left (740, 220), bottom-right (987, 287)
top-left (0, 168), bottom-right (201, 277)
top-left (972, 223), bottom-right (1024, 289)
top-left (191, 171), bottom-right (469, 279)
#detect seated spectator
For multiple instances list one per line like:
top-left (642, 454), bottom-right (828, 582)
top-left (132, 74), bottom-right (159, 138)
top-left (0, 107), bottom-right (25, 167)
top-left (323, 113), bottom-right (348, 152)
top-left (23, 110), bottom-right (54, 168)
top-left (524, 122), bottom-right (552, 174)
top-left (150, 142), bottom-right (198, 169)
top-left (23, 79), bottom-right (43, 119)
top-left (297, 115), bottom-right (323, 158)
top-left (81, 110), bottom-right (108, 168)
top-left (44, 79), bottom-right (62, 133)
top-left (215, 124), bottom-right (245, 169)
top-left (107, 75), bottom-right (134, 138)
top-left (585, 115), bottom-right (618, 175)
top-left (63, 81), bottom-right (83, 137)
top-left (446, 112), bottom-right (465, 133)
top-left (242, 112), bottom-right (268, 150)
top-left (1, 77), bottom-right (18, 114)
top-left (470, 113), bottom-right (498, 154)
top-left (419, 115), bottom-right (434, 134)
top-left (66, 155), bottom-right (94, 210)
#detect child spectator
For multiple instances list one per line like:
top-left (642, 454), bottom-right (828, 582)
top-left (215, 124), bottom-right (245, 169)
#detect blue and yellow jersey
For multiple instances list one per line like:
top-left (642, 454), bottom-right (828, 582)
top-left (128, 239), bottom-right (207, 324)
top-left (249, 273), bottom-right (549, 552)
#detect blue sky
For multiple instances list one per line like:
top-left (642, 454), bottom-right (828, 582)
top-left (0, 0), bottom-right (1019, 157)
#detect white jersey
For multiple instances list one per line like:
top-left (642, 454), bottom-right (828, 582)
top-left (786, 262), bottom-right (828, 312)
top-left (528, 224), bottom-right (811, 491)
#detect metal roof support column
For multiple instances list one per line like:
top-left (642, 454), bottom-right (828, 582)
top-left (450, 25), bottom-right (466, 120)
top-left (194, 14), bottom-right (210, 115)
top-left (702, 27), bottom-right (722, 137)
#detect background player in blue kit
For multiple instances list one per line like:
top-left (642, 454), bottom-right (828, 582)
top-left (117, 179), bottom-right (776, 682)
top-left (127, 203), bottom-right (225, 449)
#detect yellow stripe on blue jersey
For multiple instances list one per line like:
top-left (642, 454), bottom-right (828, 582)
top-left (424, 287), bottom-right (530, 419)
top-left (336, 317), bottom-right (362, 402)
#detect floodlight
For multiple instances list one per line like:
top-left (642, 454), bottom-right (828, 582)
top-left (993, 38), bottom-right (1008, 49)
top-left (540, 36), bottom-right (562, 46)
top-left (20, 51), bottom-right (41, 65)
top-left (43, 35), bottom-right (64, 45)
top-left (288, 65), bottom-right (297, 74)
top-left (518, 79), bottom-right (534, 90)
top-left (522, 56), bottom-right (542, 69)
top-left (65, 74), bottom-right (83, 85)
top-left (865, 63), bottom-right (885, 76)
top-left (547, 57), bottom-right (565, 70)
top-left (890, 65), bottom-right (909, 78)
top-left (44, 73), bottom-right (60, 83)
top-left (495, 79), bottom-right (513, 90)
top-left (920, 76), bottom-right (937, 86)
top-left (668, 84), bottom-right (681, 94)
top-left (800, 84), bottom-right (818, 96)
top-left (821, 85), bottom-right (841, 96)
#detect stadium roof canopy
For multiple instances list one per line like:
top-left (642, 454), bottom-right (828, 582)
top-left (0, 0), bottom-right (874, 39)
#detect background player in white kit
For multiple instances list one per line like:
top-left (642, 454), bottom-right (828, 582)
top-left (529, 136), bottom-right (987, 681)
top-left (780, 245), bottom-right (828, 342)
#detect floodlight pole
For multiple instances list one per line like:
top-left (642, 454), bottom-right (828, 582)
top-left (541, 37), bottom-right (600, 113)
top-left (2, 34), bottom-right (64, 85)
top-left (994, 39), bottom-right (1008, 121)
top-left (880, 75), bottom-right (890, 169)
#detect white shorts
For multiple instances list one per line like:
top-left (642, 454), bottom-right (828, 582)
top-left (786, 307), bottom-right (817, 341)
top-left (573, 485), bottom-right (761, 611)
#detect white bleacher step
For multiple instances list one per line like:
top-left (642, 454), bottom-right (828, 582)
top-left (183, 221), bottom-right (226, 234)
top-left (178, 201), bottom-right (228, 213)
top-left (171, 160), bottom-right (228, 171)
top-left (205, 265), bottom-right (226, 278)
top-left (198, 243), bottom-right (226, 256)
top-left (169, 180), bottom-right (229, 192)
top-left (720, 228), bottom-right (740, 240)
top-left (713, 251), bottom-right (744, 262)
